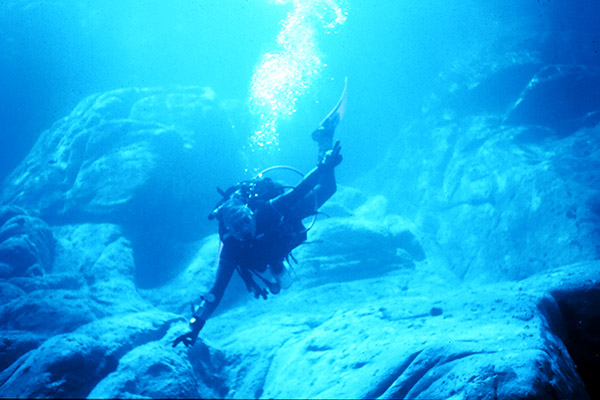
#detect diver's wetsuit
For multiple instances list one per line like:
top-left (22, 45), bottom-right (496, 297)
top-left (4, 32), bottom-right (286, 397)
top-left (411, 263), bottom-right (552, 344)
top-left (200, 161), bottom-right (337, 321)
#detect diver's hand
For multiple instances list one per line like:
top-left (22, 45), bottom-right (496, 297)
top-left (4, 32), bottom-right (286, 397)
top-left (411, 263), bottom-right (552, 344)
top-left (172, 317), bottom-right (205, 347)
top-left (320, 140), bottom-right (342, 169)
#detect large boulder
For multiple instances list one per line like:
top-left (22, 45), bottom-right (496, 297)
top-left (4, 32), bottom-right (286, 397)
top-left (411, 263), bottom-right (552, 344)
top-left (358, 114), bottom-right (600, 282)
top-left (0, 223), bottom-right (148, 335)
top-left (88, 324), bottom-right (227, 399)
top-left (0, 86), bottom-right (245, 286)
top-left (431, 125), bottom-right (599, 281)
top-left (294, 195), bottom-right (426, 288)
top-left (198, 262), bottom-right (597, 399)
top-left (1, 87), bottom-right (242, 227)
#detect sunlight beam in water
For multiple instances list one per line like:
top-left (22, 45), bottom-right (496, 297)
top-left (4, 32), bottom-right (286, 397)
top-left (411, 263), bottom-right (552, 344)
top-left (248, 0), bottom-right (347, 155)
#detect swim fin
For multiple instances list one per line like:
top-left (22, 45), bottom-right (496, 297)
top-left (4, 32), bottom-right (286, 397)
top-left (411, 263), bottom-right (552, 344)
top-left (312, 77), bottom-right (348, 160)
top-left (319, 77), bottom-right (348, 131)
top-left (272, 262), bottom-right (293, 290)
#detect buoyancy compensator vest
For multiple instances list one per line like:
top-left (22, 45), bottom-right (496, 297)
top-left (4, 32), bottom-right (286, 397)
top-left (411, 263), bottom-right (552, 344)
top-left (209, 173), bottom-right (309, 298)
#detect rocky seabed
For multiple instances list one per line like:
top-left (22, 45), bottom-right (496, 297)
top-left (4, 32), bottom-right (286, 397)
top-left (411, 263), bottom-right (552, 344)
top-left (1, 74), bottom-right (599, 398)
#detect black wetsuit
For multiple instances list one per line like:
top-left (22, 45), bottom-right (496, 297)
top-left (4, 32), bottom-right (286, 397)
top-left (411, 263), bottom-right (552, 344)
top-left (200, 162), bottom-right (337, 320)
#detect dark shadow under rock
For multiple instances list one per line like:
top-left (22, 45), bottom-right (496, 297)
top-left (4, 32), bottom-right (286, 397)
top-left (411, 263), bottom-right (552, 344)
top-left (506, 64), bottom-right (600, 137)
top-left (550, 284), bottom-right (600, 399)
top-left (0, 330), bottom-right (47, 373)
top-left (0, 332), bottom-right (119, 398)
top-left (0, 310), bottom-right (180, 398)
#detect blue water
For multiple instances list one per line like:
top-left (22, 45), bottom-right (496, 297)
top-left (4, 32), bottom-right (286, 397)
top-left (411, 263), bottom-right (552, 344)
top-left (1, 1), bottom-right (600, 398)
top-left (2, 0), bottom-right (597, 183)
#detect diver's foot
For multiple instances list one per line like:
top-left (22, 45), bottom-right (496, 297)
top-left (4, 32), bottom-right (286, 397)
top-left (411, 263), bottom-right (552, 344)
top-left (312, 126), bottom-right (334, 148)
top-left (269, 281), bottom-right (281, 295)
top-left (273, 268), bottom-right (293, 290)
top-left (312, 78), bottom-right (347, 160)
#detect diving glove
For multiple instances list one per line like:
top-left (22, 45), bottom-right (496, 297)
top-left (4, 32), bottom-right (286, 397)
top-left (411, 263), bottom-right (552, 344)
top-left (320, 140), bottom-right (343, 169)
top-left (172, 315), bottom-right (205, 348)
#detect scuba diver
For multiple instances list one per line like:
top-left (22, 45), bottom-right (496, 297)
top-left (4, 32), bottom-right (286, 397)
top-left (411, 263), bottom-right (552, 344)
top-left (173, 79), bottom-right (347, 347)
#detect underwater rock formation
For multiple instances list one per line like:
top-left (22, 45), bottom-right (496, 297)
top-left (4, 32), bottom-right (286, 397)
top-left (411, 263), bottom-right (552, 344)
top-left (0, 206), bottom-right (55, 279)
top-left (0, 86), bottom-right (242, 227)
top-left (1, 203), bottom-right (597, 399)
top-left (294, 196), bottom-right (426, 288)
top-left (1, 85), bottom-right (599, 399)
top-left (1, 86), bottom-right (245, 287)
top-left (360, 113), bottom-right (600, 283)
top-left (506, 65), bottom-right (600, 136)
top-left (0, 311), bottom-right (181, 398)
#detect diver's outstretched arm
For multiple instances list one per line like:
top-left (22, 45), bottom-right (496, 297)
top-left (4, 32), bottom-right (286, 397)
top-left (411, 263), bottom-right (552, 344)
top-left (173, 256), bottom-right (236, 347)
top-left (199, 257), bottom-right (236, 320)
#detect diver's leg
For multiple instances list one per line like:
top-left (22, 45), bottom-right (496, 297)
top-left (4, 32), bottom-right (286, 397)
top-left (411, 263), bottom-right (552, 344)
top-left (270, 136), bottom-right (341, 217)
top-left (314, 168), bottom-right (336, 209)
top-left (294, 167), bottom-right (336, 219)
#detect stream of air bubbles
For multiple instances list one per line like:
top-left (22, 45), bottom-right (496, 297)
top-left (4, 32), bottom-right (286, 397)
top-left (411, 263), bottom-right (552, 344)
top-left (248, 0), bottom-right (347, 158)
